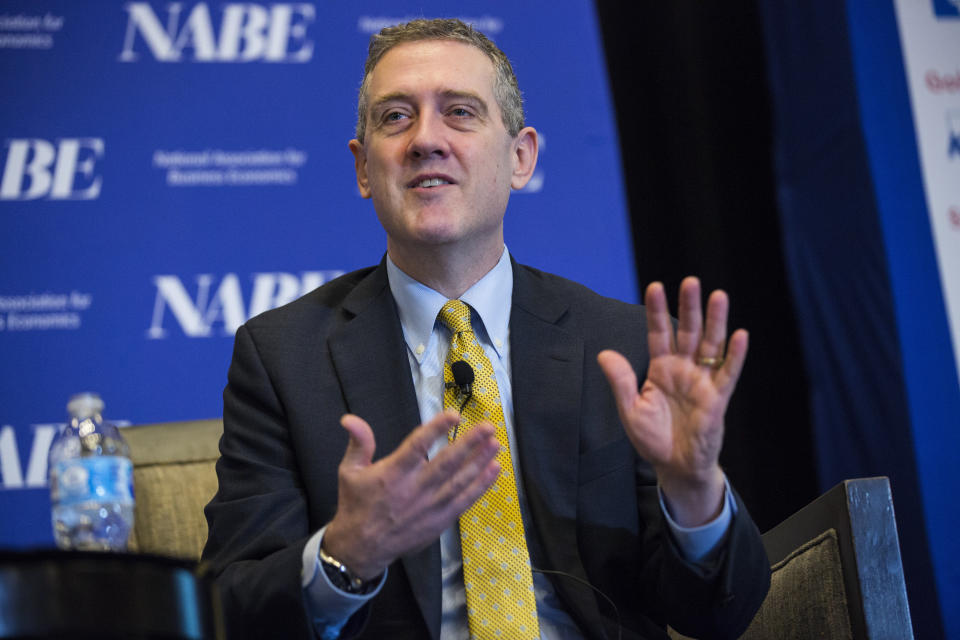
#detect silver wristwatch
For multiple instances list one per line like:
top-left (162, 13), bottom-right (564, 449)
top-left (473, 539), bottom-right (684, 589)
top-left (319, 546), bottom-right (378, 594)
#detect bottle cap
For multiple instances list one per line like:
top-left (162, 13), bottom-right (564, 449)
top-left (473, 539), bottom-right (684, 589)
top-left (67, 392), bottom-right (105, 419)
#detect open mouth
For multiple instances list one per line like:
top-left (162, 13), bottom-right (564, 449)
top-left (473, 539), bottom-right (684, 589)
top-left (409, 175), bottom-right (454, 189)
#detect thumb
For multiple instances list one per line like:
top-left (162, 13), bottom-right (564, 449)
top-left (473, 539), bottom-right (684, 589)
top-left (597, 349), bottom-right (639, 414)
top-left (339, 413), bottom-right (376, 468)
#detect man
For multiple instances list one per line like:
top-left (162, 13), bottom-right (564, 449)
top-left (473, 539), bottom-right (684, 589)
top-left (202, 18), bottom-right (770, 640)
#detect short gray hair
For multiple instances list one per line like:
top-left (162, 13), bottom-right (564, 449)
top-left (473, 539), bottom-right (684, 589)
top-left (355, 18), bottom-right (524, 143)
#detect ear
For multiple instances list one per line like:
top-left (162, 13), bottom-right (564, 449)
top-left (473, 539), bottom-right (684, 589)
top-left (509, 126), bottom-right (539, 190)
top-left (348, 139), bottom-right (372, 199)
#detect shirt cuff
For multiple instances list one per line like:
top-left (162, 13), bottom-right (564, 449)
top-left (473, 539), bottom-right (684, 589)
top-left (302, 526), bottom-right (387, 639)
top-left (658, 475), bottom-right (737, 563)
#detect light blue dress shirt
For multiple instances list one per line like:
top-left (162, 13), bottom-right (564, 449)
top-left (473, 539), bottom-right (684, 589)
top-left (301, 248), bottom-right (734, 639)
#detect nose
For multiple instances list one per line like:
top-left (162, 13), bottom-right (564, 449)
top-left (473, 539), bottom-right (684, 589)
top-left (406, 111), bottom-right (449, 160)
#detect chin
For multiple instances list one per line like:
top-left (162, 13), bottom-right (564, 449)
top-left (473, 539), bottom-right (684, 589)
top-left (406, 217), bottom-right (465, 245)
top-left (412, 229), bottom-right (464, 247)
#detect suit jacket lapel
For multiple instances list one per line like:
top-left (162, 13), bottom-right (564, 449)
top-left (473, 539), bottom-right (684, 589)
top-left (327, 260), bottom-right (442, 640)
top-left (510, 260), bottom-right (608, 638)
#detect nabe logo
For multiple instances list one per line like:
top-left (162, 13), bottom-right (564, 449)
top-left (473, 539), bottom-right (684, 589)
top-left (1, 138), bottom-right (104, 201)
top-left (147, 270), bottom-right (343, 338)
top-left (0, 424), bottom-right (58, 489)
top-left (119, 2), bottom-right (315, 63)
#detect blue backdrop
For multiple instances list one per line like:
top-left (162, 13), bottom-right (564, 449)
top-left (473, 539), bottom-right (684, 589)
top-left (0, 1), bottom-right (634, 548)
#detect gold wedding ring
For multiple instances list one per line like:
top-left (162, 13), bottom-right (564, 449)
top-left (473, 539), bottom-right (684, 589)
top-left (697, 356), bottom-right (724, 368)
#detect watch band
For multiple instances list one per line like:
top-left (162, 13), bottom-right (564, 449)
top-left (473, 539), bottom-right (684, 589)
top-left (319, 545), bottom-right (377, 594)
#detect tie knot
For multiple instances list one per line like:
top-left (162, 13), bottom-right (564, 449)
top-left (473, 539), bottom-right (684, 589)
top-left (439, 299), bottom-right (472, 334)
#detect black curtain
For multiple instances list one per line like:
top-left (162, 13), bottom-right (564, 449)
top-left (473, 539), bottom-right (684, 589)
top-left (593, 0), bottom-right (816, 530)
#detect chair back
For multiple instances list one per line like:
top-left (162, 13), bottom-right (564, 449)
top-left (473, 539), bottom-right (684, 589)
top-left (124, 418), bottom-right (223, 561)
top-left (742, 477), bottom-right (913, 640)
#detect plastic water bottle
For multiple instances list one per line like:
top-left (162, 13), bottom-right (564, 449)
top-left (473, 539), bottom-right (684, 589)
top-left (48, 392), bottom-right (134, 551)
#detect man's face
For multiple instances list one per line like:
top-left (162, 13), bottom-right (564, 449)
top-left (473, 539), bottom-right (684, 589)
top-left (349, 40), bottom-right (537, 262)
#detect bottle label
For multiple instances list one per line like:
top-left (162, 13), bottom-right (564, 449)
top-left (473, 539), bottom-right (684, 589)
top-left (52, 456), bottom-right (134, 506)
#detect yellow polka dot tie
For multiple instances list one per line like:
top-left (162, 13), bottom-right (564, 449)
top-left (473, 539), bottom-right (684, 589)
top-left (439, 300), bottom-right (540, 640)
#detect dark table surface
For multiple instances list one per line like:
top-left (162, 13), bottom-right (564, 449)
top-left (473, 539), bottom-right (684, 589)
top-left (0, 549), bottom-right (223, 639)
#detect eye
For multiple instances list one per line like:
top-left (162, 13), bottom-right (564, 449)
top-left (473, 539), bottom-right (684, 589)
top-left (384, 111), bottom-right (408, 122)
top-left (449, 107), bottom-right (474, 118)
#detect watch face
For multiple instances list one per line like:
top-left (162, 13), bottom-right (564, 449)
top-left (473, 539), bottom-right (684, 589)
top-left (321, 556), bottom-right (365, 593)
top-left (322, 559), bottom-right (352, 591)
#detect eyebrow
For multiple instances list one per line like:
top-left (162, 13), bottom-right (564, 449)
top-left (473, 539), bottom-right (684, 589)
top-left (370, 89), bottom-right (491, 118)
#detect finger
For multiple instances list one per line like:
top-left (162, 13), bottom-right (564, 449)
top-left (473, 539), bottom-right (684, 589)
top-left (427, 424), bottom-right (501, 508)
top-left (698, 289), bottom-right (729, 361)
top-left (397, 450), bottom-right (500, 555)
top-left (393, 410), bottom-right (462, 472)
top-left (413, 448), bottom-right (501, 538)
top-left (715, 329), bottom-right (749, 394)
top-left (597, 350), bottom-right (639, 418)
top-left (339, 414), bottom-right (376, 469)
top-left (443, 455), bottom-right (501, 519)
top-left (424, 421), bottom-right (499, 487)
top-left (644, 282), bottom-right (675, 357)
top-left (676, 276), bottom-right (702, 357)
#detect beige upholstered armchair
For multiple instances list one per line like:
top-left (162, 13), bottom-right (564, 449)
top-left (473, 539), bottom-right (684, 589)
top-left (125, 419), bottom-right (914, 639)
top-left (125, 418), bottom-right (222, 560)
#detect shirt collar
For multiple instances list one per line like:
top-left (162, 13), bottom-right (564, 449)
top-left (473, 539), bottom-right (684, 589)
top-left (386, 247), bottom-right (514, 363)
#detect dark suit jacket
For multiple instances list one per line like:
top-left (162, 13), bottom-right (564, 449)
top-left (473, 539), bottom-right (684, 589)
top-left (201, 258), bottom-right (771, 640)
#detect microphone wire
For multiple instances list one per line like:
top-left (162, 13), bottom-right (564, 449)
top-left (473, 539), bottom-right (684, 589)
top-left (531, 567), bottom-right (623, 640)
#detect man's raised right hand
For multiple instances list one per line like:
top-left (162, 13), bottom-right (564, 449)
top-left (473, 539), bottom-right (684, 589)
top-left (321, 410), bottom-right (501, 580)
